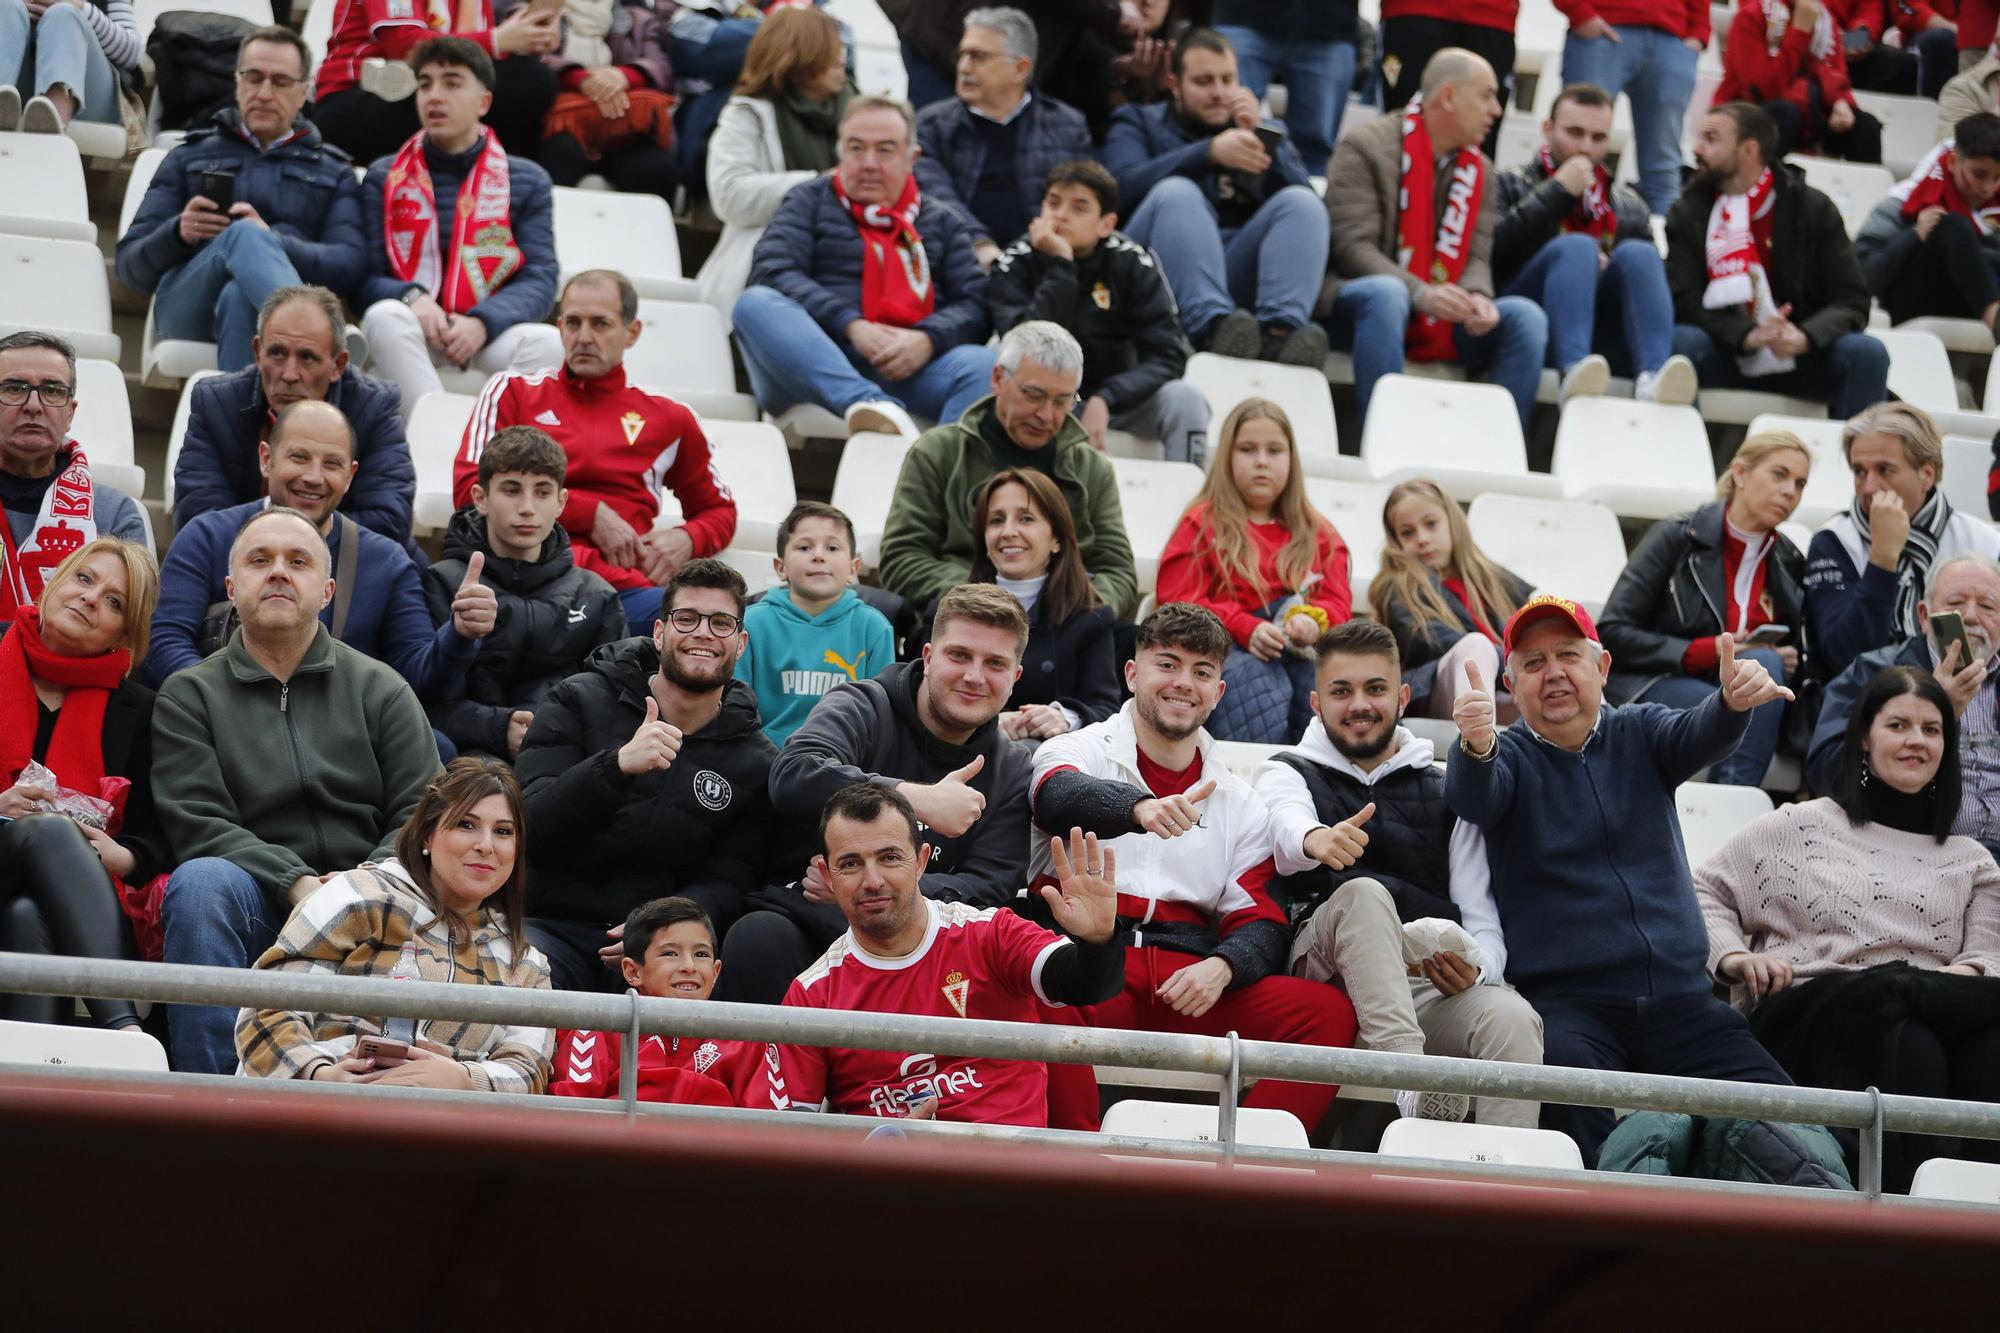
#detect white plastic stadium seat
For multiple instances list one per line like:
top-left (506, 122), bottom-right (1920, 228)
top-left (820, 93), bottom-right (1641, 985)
top-left (657, 418), bottom-right (795, 556)
top-left (1871, 328), bottom-right (1961, 414)
top-left (1852, 91), bottom-right (1948, 177)
top-left (1111, 457), bottom-right (1205, 597)
top-left (850, 42), bottom-right (909, 101)
top-left (140, 303), bottom-right (220, 389)
top-left (1099, 1099), bottom-right (1309, 1150)
top-left (406, 391), bottom-right (477, 533)
top-left (1744, 413), bottom-right (1852, 530)
top-left (1898, 316), bottom-right (1994, 356)
top-left (0, 132), bottom-right (93, 242)
top-left (1182, 351), bottom-right (1362, 481)
top-left (1303, 477), bottom-right (1393, 614)
top-left (1552, 398), bottom-right (1715, 520)
top-left (70, 359), bottom-right (139, 490)
top-left (1512, 0), bottom-right (1569, 75)
top-left (0, 234), bottom-right (120, 362)
top-left (1983, 348), bottom-right (2000, 415)
top-left (625, 300), bottom-right (759, 421)
top-left (1209, 740), bottom-right (1281, 782)
top-left (828, 430), bottom-right (913, 570)
top-left (1674, 781), bottom-right (1775, 870)
top-left (162, 368), bottom-right (222, 518)
top-left (1377, 1118), bottom-right (1584, 1170)
top-left (1941, 435), bottom-right (1994, 523)
top-left (1360, 375), bottom-right (1560, 501)
top-left (1466, 494), bottom-right (1627, 615)
top-left (1783, 155), bottom-right (1894, 238)
top-left (552, 186), bottom-right (699, 303)
top-left (118, 146), bottom-right (169, 239)
top-left (1909, 1157), bottom-right (2000, 1206)
top-left (0, 1017), bottom-right (169, 1073)
top-left (301, 0), bottom-right (334, 71)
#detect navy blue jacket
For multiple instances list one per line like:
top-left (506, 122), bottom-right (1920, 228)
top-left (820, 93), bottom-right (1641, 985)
top-left (1444, 694), bottom-right (1750, 1000)
top-left (914, 94), bottom-right (1093, 247)
top-left (359, 135), bottom-right (558, 336)
top-left (142, 499), bottom-right (478, 694)
top-left (1100, 100), bottom-right (1311, 218)
top-left (747, 174), bottom-right (991, 353)
top-left (116, 112), bottom-right (367, 297)
top-left (172, 364), bottom-right (415, 543)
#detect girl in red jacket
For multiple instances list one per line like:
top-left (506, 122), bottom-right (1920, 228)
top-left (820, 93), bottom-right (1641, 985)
top-left (1718, 0), bottom-right (1885, 161)
top-left (1155, 399), bottom-right (1350, 744)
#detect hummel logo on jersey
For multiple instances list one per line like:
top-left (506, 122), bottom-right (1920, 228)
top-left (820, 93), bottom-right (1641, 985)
top-left (534, 409), bottom-right (562, 427)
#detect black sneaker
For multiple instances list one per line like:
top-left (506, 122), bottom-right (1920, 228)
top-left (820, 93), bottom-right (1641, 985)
top-left (1263, 323), bottom-right (1330, 367)
top-left (1198, 309), bottom-right (1261, 359)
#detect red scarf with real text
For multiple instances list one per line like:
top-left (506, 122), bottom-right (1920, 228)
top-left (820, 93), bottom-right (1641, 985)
top-left (383, 130), bottom-right (522, 316)
top-left (1900, 145), bottom-right (2000, 234)
top-left (0, 443), bottom-right (96, 624)
top-left (1537, 142), bottom-right (1618, 242)
top-left (830, 171), bottom-right (935, 327)
top-left (0, 606), bottom-right (127, 793)
top-left (1397, 95), bottom-right (1485, 362)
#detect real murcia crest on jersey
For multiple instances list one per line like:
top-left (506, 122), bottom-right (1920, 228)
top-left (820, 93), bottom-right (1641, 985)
top-left (942, 971), bottom-right (970, 1019)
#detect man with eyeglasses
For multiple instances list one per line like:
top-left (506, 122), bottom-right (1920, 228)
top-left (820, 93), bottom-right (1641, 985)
top-left (117, 27), bottom-right (367, 373)
top-left (878, 319), bottom-right (1138, 618)
top-left (516, 558), bottom-right (778, 993)
top-left (0, 331), bottom-right (148, 626)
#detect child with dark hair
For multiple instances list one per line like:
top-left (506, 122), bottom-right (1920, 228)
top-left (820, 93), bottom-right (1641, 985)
top-left (424, 425), bottom-right (627, 760)
top-left (548, 896), bottom-right (767, 1105)
top-left (1856, 113), bottom-right (2000, 331)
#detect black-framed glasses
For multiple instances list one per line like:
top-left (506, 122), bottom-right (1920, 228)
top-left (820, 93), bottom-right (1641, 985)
top-left (0, 379), bottom-right (73, 407)
top-left (667, 608), bottom-right (741, 637)
top-left (236, 69), bottom-right (305, 91)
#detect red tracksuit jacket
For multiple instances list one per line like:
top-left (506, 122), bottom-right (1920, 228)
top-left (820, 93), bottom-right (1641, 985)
top-left (547, 1028), bottom-right (766, 1106)
top-left (453, 364), bottom-right (737, 591)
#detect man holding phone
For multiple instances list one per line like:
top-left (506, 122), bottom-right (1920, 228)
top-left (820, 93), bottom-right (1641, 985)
top-left (117, 27), bottom-right (369, 373)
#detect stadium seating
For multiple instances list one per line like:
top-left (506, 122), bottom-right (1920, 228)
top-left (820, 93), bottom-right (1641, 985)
top-left (1744, 413), bottom-right (1852, 530)
top-left (1183, 352), bottom-right (1363, 481)
top-left (0, 133), bottom-right (94, 243)
top-left (1871, 328), bottom-right (1962, 415)
top-left (1303, 477), bottom-right (1393, 612)
top-left (827, 430), bottom-right (914, 571)
top-left (71, 359), bottom-right (138, 491)
top-left (0, 1018), bottom-right (169, 1074)
top-left (1209, 739), bottom-right (1281, 782)
top-left (118, 147), bottom-right (167, 239)
top-left (1898, 316), bottom-right (1993, 358)
top-left (1377, 1118), bottom-right (1586, 1171)
top-left (162, 369), bottom-right (222, 519)
top-left (406, 390), bottom-right (477, 533)
top-left (1552, 398), bottom-right (1715, 520)
top-left (1784, 155), bottom-right (1894, 239)
top-left (1674, 781), bottom-right (1775, 870)
top-left (1110, 457), bottom-right (1206, 596)
top-left (1099, 1099), bottom-right (1311, 1150)
top-left (1852, 91), bottom-right (1947, 177)
top-left (1360, 376), bottom-right (1561, 501)
top-left (1908, 1157), bottom-right (2000, 1206)
top-left (0, 234), bottom-right (120, 362)
top-left (627, 300), bottom-right (761, 422)
top-left (659, 418), bottom-right (796, 557)
top-left (1941, 435), bottom-right (1994, 521)
top-left (551, 187), bottom-right (700, 304)
top-left (1465, 494), bottom-right (1627, 613)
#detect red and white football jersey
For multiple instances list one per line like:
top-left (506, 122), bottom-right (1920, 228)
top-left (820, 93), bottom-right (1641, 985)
top-left (549, 1028), bottom-right (764, 1107)
top-left (763, 899), bottom-right (1072, 1127)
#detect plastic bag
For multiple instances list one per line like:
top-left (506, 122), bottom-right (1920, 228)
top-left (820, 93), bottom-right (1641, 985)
top-left (5, 761), bottom-right (116, 831)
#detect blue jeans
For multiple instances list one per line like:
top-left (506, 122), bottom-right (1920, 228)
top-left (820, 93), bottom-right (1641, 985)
top-left (1671, 325), bottom-right (1890, 420)
top-left (1504, 234), bottom-right (1673, 375)
top-left (1121, 178), bottom-right (1330, 336)
top-left (899, 37), bottom-right (956, 112)
top-left (1638, 646), bottom-right (1787, 788)
top-left (160, 857), bottom-right (283, 1075)
top-left (1213, 26), bottom-right (1354, 176)
top-left (0, 0), bottom-right (120, 124)
top-left (731, 285), bottom-right (998, 425)
top-left (668, 14), bottom-right (758, 184)
top-left (1561, 26), bottom-right (1700, 216)
top-left (153, 221), bottom-right (305, 372)
top-left (1325, 274), bottom-right (1549, 426)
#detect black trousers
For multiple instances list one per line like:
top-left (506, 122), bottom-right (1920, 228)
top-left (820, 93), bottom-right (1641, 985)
top-left (1378, 16), bottom-right (1514, 160)
top-left (715, 908), bottom-right (839, 1006)
top-left (1764, 98), bottom-right (1883, 165)
top-left (1846, 29), bottom-right (1957, 100)
top-left (310, 56), bottom-right (560, 167)
top-left (536, 133), bottom-right (678, 202)
top-left (0, 815), bottom-right (139, 1029)
top-left (1884, 212), bottom-right (2000, 325)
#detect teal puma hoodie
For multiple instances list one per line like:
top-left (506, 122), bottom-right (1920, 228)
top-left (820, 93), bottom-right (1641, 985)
top-left (735, 587), bottom-right (897, 744)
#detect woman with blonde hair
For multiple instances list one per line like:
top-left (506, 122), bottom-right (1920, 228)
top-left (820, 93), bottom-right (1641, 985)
top-left (1368, 480), bottom-right (1533, 719)
top-left (1598, 430), bottom-right (1812, 787)
top-left (0, 537), bottom-right (162, 1030)
top-left (1156, 398), bottom-right (1350, 742)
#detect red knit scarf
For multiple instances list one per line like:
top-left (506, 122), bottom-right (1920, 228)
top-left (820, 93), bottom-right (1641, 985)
top-left (1398, 95), bottom-right (1485, 362)
top-left (1900, 147), bottom-right (2000, 233)
top-left (0, 607), bottom-right (127, 793)
top-left (831, 171), bottom-right (935, 326)
top-left (384, 130), bottom-right (522, 316)
top-left (1537, 142), bottom-right (1618, 241)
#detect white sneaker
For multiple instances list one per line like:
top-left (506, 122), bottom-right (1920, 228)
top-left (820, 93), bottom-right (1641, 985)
top-left (845, 399), bottom-right (919, 439)
top-left (0, 86), bottom-right (21, 133)
top-left (1636, 353), bottom-right (1698, 406)
top-left (1558, 353), bottom-right (1610, 405)
top-left (1395, 1087), bottom-right (1470, 1122)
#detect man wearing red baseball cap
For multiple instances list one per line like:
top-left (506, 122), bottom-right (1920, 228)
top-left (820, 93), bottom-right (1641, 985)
top-left (1442, 592), bottom-right (1801, 1164)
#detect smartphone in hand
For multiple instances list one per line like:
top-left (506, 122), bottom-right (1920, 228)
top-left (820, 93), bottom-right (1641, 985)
top-left (198, 169), bottom-right (236, 212)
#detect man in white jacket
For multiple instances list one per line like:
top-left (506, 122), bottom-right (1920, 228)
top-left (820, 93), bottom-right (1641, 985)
top-left (1253, 619), bottom-right (1544, 1128)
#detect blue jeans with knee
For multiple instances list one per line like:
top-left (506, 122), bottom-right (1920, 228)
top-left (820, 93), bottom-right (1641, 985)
top-left (0, 0), bottom-right (121, 124)
top-left (1561, 26), bottom-right (1699, 216)
top-left (1672, 326), bottom-right (1890, 420)
top-left (1638, 645), bottom-right (1787, 787)
top-left (153, 221), bottom-right (306, 371)
top-left (1326, 274), bottom-right (1549, 426)
top-left (731, 285), bottom-right (998, 426)
top-left (1121, 178), bottom-right (1330, 336)
top-left (1504, 234), bottom-right (1673, 374)
top-left (1213, 26), bottom-right (1354, 176)
top-left (161, 857), bottom-right (284, 1075)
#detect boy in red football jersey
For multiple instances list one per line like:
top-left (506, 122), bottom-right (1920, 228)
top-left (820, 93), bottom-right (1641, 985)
top-left (548, 897), bottom-right (762, 1106)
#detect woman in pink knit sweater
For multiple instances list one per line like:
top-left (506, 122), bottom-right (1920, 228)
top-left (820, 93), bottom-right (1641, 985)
top-left (1693, 665), bottom-right (2000, 1191)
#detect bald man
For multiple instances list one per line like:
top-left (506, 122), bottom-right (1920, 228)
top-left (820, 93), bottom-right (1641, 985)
top-left (144, 399), bottom-right (494, 692)
top-left (1320, 49), bottom-right (1549, 429)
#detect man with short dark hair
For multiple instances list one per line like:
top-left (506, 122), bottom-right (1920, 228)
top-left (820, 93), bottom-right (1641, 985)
top-left (722, 583), bottom-right (1037, 1005)
top-left (517, 558), bottom-right (777, 992)
top-left (173, 285), bottom-right (414, 541)
top-left (453, 269), bottom-right (738, 630)
top-left (763, 782), bottom-right (1126, 1125)
top-left (1667, 102), bottom-right (1888, 419)
top-left (1029, 602), bottom-right (1360, 1135)
top-left (153, 504), bottom-right (441, 1074)
top-left (987, 161), bottom-right (1208, 464)
top-left (357, 36), bottom-right (562, 420)
top-left (1856, 113), bottom-right (2000, 332)
top-left (0, 331), bottom-right (147, 626)
top-left (117, 27), bottom-right (367, 372)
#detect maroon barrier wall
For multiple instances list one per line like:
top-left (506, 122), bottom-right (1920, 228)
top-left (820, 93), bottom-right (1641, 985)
top-left (3, 1074), bottom-right (1998, 1329)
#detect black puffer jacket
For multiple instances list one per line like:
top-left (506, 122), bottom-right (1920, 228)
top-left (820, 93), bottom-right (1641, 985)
top-left (515, 639), bottom-right (778, 927)
top-left (1492, 154), bottom-right (1653, 291)
top-left (1268, 751), bottom-right (1457, 926)
top-left (422, 510), bottom-right (627, 757)
top-left (1597, 501), bottom-right (1807, 704)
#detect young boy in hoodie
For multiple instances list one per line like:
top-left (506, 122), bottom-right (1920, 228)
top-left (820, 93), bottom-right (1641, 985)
top-left (735, 502), bottom-right (896, 745)
top-left (424, 425), bottom-right (627, 760)
top-left (548, 896), bottom-right (766, 1106)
